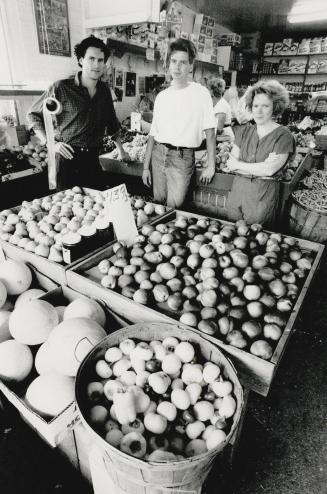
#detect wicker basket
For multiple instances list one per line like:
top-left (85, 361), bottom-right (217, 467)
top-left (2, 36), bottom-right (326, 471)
top-left (75, 322), bottom-right (244, 494)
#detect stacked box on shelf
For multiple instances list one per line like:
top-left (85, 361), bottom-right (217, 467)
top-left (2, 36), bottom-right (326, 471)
top-left (66, 210), bottom-right (324, 396)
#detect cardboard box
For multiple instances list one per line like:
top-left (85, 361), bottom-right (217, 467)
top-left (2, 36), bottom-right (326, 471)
top-left (194, 14), bottom-right (209, 25)
top-left (193, 23), bottom-right (208, 36)
top-left (264, 42), bottom-right (274, 56)
top-left (0, 286), bottom-right (127, 448)
top-left (273, 42), bottom-right (283, 56)
top-left (216, 33), bottom-right (241, 46)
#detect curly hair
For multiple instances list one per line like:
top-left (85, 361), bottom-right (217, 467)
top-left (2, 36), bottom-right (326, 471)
top-left (168, 38), bottom-right (197, 64)
top-left (74, 36), bottom-right (110, 67)
top-left (207, 77), bottom-right (226, 98)
top-left (245, 79), bottom-right (290, 116)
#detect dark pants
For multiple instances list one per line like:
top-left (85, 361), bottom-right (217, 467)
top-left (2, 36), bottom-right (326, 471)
top-left (55, 147), bottom-right (104, 191)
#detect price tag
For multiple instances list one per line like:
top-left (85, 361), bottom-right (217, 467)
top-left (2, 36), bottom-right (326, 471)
top-left (104, 184), bottom-right (138, 246)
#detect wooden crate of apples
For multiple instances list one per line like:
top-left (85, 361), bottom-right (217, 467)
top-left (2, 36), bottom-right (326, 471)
top-left (0, 188), bottom-right (168, 264)
top-left (96, 214), bottom-right (317, 362)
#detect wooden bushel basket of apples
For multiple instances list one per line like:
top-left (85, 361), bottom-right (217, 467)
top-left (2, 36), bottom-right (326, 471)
top-left (75, 322), bottom-right (243, 494)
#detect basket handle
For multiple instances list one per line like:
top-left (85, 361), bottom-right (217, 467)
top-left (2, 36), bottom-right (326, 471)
top-left (74, 337), bottom-right (94, 363)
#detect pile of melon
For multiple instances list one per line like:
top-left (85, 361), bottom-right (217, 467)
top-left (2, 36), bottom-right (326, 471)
top-left (0, 259), bottom-right (108, 420)
top-left (0, 188), bottom-right (167, 263)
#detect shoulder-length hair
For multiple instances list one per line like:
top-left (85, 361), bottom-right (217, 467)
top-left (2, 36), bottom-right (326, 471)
top-left (245, 79), bottom-right (290, 116)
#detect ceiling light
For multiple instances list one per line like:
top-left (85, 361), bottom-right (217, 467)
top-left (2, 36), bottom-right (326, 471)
top-left (288, 11), bottom-right (327, 23)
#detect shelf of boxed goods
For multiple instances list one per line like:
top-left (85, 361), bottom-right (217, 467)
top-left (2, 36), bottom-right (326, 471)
top-left (106, 38), bottom-right (161, 60)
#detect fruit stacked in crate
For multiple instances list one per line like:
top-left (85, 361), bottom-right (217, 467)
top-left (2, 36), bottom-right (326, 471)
top-left (0, 187), bottom-right (168, 264)
top-left (97, 216), bottom-right (314, 360)
top-left (0, 259), bottom-right (108, 420)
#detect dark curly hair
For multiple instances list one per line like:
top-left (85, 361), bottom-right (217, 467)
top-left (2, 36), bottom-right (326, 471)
top-left (168, 38), bottom-right (197, 64)
top-left (74, 36), bottom-right (110, 67)
top-left (245, 79), bottom-right (290, 116)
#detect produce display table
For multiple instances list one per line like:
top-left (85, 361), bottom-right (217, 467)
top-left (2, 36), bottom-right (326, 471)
top-left (66, 209), bottom-right (324, 396)
top-left (99, 153), bottom-right (315, 221)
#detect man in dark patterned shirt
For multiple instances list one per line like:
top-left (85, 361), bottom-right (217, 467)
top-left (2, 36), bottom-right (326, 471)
top-left (27, 36), bottom-right (129, 190)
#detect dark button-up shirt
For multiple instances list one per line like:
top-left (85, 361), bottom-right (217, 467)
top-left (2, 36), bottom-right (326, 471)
top-left (27, 72), bottom-right (120, 148)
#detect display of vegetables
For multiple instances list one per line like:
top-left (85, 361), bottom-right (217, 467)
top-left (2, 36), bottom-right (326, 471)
top-left (196, 141), bottom-right (308, 182)
top-left (83, 336), bottom-right (238, 460)
top-left (97, 216), bottom-right (314, 360)
top-left (0, 146), bottom-right (36, 177)
top-left (0, 188), bottom-right (167, 263)
top-left (22, 141), bottom-right (48, 167)
top-left (293, 169), bottom-right (327, 212)
top-left (103, 128), bottom-right (148, 162)
top-left (102, 128), bottom-right (142, 154)
top-left (108, 133), bottom-right (148, 162)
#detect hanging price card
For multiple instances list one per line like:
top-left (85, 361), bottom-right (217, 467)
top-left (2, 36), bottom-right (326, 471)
top-left (104, 184), bottom-right (138, 246)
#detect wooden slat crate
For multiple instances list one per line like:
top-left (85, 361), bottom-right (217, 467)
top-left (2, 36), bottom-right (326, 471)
top-left (0, 188), bottom-right (172, 285)
top-left (66, 210), bottom-right (324, 396)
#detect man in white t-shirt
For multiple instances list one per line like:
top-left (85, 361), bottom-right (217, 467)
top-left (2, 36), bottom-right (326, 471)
top-left (142, 39), bottom-right (216, 208)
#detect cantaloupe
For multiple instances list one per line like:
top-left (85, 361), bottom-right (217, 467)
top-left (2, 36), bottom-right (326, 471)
top-left (9, 299), bottom-right (59, 345)
top-left (0, 280), bottom-right (7, 308)
top-left (0, 260), bottom-right (32, 295)
top-left (0, 310), bottom-right (11, 343)
top-left (34, 340), bottom-right (54, 375)
top-left (25, 373), bottom-right (75, 418)
top-left (0, 340), bottom-right (33, 382)
top-left (15, 288), bottom-right (46, 307)
top-left (48, 317), bottom-right (107, 376)
top-left (63, 298), bottom-right (106, 328)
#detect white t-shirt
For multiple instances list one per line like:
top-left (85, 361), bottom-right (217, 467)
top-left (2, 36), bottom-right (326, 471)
top-left (213, 97), bottom-right (232, 125)
top-left (150, 82), bottom-right (216, 148)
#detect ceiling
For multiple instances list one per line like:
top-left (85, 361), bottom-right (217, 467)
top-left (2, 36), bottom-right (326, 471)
top-left (181, 0), bottom-right (327, 35)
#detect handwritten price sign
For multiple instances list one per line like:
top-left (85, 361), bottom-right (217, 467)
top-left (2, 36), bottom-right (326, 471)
top-left (104, 184), bottom-right (137, 246)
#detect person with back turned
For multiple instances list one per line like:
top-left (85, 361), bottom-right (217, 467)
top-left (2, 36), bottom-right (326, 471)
top-left (27, 36), bottom-right (129, 191)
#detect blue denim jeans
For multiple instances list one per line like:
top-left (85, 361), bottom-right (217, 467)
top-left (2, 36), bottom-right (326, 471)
top-left (152, 142), bottom-right (195, 208)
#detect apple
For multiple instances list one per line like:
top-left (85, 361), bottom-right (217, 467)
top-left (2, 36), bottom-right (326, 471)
top-left (198, 320), bottom-right (218, 335)
top-left (219, 255), bottom-right (231, 268)
top-left (250, 340), bottom-right (273, 360)
top-left (241, 320), bottom-right (262, 338)
top-left (243, 284), bottom-right (261, 301)
top-left (246, 301), bottom-right (264, 318)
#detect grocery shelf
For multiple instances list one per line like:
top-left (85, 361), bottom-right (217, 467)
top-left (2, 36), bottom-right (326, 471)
top-left (264, 52), bottom-right (327, 58)
top-left (106, 38), bottom-right (161, 60)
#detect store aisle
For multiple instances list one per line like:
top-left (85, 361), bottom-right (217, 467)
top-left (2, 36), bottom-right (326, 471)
top-left (0, 253), bottom-right (326, 494)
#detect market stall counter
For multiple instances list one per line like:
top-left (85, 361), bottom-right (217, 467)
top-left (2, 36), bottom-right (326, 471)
top-left (99, 150), bottom-right (314, 223)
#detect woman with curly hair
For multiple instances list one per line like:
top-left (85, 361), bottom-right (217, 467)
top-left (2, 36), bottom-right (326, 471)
top-left (225, 79), bottom-right (295, 227)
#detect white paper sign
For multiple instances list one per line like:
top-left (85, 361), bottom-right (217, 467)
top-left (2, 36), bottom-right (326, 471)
top-left (104, 184), bottom-right (138, 246)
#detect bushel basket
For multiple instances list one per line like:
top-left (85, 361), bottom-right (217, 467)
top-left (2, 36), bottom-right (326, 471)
top-left (75, 322), bottom-right (244, 494)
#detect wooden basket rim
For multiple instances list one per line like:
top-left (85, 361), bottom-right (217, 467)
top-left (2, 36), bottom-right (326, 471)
top-left (75, 322), bottom-right (244, 470)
